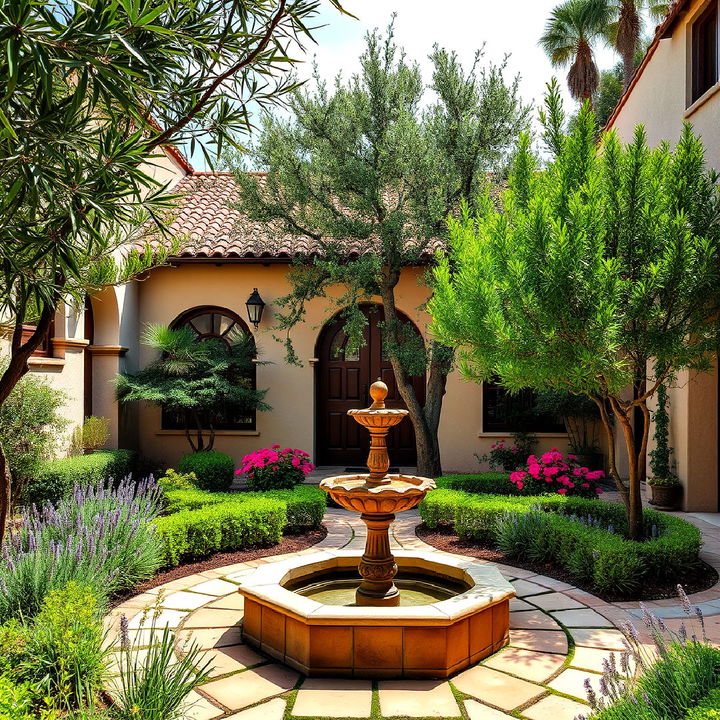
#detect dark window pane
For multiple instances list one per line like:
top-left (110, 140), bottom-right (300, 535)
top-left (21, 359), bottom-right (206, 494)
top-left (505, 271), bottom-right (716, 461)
top-left (482, 379), bottom-right (565, 434)
top-left (693, 4), bottom-right (718, 103)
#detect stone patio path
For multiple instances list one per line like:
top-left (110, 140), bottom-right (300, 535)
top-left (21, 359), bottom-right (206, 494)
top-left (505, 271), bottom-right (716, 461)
top-left (106, 508), bottom-right (720, 720)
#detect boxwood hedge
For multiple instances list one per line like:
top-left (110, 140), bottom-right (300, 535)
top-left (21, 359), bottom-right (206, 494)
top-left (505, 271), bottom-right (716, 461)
top-left (419, 490), bottom-right (702, 596)
top-left (154, 498), bottom-right (286, 566)
top-left (22, 449), bottom-right (137, 507)
top-left (162, 485), bottom-right (326, 533)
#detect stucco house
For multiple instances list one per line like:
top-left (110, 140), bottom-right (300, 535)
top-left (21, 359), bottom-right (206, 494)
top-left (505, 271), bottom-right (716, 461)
top-left (606, 0), bottom-right (719, 512)
top-left (12, 0), bottom-right (718, 510)
top-left (14, 146), bottom-right (580, 477)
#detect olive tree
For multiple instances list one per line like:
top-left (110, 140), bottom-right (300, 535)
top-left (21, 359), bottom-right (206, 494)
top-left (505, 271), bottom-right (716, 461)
top-left (227, 25), bottom-right (530, 476)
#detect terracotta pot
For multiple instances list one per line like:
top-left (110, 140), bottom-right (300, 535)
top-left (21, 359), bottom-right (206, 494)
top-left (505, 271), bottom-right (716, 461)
top-left (649, 483), bottom-right (683, 510)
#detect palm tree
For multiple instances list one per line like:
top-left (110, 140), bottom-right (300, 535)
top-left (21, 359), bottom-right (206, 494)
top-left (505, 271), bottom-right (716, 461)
top-left (604, 1), bottom-right (670, 90)
top-left (540, 0), bottom-right (613, 104)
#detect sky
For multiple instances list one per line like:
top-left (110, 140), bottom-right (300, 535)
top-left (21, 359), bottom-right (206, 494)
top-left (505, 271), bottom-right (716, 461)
top-left (190, 1), bottom-right (637, 169)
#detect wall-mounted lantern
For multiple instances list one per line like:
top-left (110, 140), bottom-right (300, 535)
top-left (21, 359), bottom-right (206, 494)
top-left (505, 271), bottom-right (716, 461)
top-left (245, 288), bottom-right (266, 329)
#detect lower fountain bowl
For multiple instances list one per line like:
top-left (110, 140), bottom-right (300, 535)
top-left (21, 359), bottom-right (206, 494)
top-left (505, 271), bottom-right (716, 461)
top-left (238, 550), bottom-right (515, 678)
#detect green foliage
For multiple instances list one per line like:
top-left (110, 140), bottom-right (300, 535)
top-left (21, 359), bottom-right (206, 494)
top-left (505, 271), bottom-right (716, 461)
top-left (115, 614), bottom-right (211, 720)
top-left (178, 451), bottom-right (234, 492)
top-left (224, 24), bottom-right (529, 476)
top-left (229, 26), bottom-right (529, 364)
top-left (650, 382), bottom-right (676, 482)
top-left (685, 690), bottom-right (720, 720)
top-left (1, 479), bottom-right (162, 622)
top-left (419, 490), bottom-right (701, 596)
top-left (430, 91), bottom-right (720, 536)
top-left (154, 499), bottom-right (285, 566)
top-left (0, 364), bottom-right (67, 503)
top-left (476, 433), bottom-right (537, 471)
top-left (162, 486), bottom-right (325, 534)
top-left (117, 326), bottom-right (268, 452)
top-left (590, 644), bottom-right (720, 720)
top-left (22, 449), bottom-right (136, 507)
top-left (0, 0), bottom-right (344, 332)
top-left (69, 417), bottom-right (110, 456)
top-left (436, 473), bottom-right (513, 495)
top-left (157, 469), bottom-right (198, 493)
top-left (0, 675), bottom-right (49, 720)
top-left (0, 620), bottom-right (28, 676)
top-left (594, 64), bottom-right (624, 127)
top-left (20, 583), bottom-right (107, 711)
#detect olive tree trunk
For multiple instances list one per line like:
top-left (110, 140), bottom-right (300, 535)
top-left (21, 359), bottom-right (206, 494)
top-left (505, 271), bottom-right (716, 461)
top-left (379, 267), bottom-right (451, 479)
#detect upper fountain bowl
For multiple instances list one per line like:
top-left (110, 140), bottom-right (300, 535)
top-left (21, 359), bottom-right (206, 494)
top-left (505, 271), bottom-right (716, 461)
top-left (320, 473), bottom-right (435, 514)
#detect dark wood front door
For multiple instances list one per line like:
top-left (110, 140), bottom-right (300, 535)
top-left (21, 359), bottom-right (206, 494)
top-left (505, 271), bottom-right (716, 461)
top-left (316, 304), bottom-right (425, 467)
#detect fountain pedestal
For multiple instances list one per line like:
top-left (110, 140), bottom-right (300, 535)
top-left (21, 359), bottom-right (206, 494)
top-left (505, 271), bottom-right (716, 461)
top-left (320, 380), bottom-right (434, 606)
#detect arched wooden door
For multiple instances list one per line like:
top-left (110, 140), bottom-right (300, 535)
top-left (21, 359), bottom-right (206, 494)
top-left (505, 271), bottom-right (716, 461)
top-left (315, 304), bottom-right (425, 467)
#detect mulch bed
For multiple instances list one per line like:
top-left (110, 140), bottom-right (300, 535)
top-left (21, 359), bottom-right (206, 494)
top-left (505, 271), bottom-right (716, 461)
top-left (111, 526), bottom-right (327, 607)
top-left (416, 524), bottom-right (718, 603)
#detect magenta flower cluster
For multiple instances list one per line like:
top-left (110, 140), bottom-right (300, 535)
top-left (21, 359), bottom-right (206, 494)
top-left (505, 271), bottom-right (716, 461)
top-left (238, 445), bottom-right (315, 476)
top-left (237, 445), bottom-right (315, 490)
top-left (509, 448), bottom-right (604, 498)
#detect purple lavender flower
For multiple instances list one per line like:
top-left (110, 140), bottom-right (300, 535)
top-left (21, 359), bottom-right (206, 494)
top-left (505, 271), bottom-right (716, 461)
top-left (677, 584), bottom-right (692, 615)
top-left (584, 677), bottom-right (598, 709)
top-left (119, 614), bottom-right (130, 651)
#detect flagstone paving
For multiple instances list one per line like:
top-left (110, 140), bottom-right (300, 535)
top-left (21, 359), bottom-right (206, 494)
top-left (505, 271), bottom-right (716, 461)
top-left (106, 507), bottom-right (720, 720)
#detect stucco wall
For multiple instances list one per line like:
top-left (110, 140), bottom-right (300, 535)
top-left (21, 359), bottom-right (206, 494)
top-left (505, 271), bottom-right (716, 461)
top-left (127, 262), bottom-right (578, 473)
top-left (609, 0), bottom-right (719, 510)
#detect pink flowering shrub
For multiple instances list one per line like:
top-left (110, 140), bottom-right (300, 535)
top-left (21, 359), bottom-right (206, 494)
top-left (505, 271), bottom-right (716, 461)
top-left (509, 448), bottom-right (604, 498)
top-left (237, 445), bottom-right (315, 490)
top-left (476, 432), bottom-right (537, 471)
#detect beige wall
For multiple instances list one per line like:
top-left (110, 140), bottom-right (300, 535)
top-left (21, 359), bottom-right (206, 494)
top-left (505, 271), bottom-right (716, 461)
top-left (609, 0), bottom-right (719, 510)
top-left (127, 262), bottom-right (577, 473)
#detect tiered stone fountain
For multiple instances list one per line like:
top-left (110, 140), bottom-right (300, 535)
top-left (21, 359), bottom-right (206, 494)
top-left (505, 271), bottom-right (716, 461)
top-left (238, 380), bottom-right (514, 678)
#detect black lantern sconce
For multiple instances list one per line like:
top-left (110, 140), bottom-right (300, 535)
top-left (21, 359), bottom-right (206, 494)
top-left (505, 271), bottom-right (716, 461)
top-left (245, 288), bottom-right (266, 329)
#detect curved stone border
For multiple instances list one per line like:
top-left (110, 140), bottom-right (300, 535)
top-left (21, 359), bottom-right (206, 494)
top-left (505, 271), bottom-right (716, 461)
top-left (105, 508), bottom-right (720, 720)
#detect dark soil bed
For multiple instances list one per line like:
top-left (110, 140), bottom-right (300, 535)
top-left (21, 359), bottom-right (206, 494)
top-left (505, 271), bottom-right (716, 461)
top-left (416, 524), bottom-right (718, 602)
top-left (112, 526), bottom-right (327, 607)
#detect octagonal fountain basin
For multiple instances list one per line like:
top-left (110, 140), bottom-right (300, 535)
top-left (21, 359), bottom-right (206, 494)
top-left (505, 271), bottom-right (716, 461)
top-left (238, 549), bottom-right (515, 679)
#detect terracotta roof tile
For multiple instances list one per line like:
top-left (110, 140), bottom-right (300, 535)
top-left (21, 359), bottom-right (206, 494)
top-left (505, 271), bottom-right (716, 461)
top-left (138, 172), bottom-right (445, 260)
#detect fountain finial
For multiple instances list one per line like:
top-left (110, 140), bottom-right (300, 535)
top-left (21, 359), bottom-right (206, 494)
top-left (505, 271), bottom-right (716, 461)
top-left (369, 379), bottom-right (387, 409)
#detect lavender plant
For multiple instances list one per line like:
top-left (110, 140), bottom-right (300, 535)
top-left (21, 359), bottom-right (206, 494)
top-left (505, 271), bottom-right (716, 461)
top-left (577, 586), bottom-right (720, 719)
top-left (0, 478), bottom-right (163, 621)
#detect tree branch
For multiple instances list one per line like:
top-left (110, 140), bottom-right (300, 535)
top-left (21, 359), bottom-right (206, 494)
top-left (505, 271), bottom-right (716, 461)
top-left (147, 0), bottom-right (289, 150)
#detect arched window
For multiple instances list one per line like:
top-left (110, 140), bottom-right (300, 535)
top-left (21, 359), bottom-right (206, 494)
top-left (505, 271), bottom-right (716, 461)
top-left (162, 306), bottom-right (257, 431)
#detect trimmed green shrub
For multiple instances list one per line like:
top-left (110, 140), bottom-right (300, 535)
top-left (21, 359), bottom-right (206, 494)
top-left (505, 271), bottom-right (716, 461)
top-left (22, 449), bottom-right (137, 507)
top-left (154, 498), bottom-right (285, 566)
top-left (419, 490), bottom-right (701, 596)
top-left (436, 473), bottom-right (513, 494)
top-left (178, 451), bottom-right (234, 491)
top-left (157, 469), bottom-right (197, 492)
top-left (162, 486), bottom-right (325, 533)
top-left (420, 489), bottom-right (471, 529)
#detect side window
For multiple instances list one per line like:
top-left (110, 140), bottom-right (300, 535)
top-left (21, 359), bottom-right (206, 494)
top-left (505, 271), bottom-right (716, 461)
top-left (482, 379), bottom-right (565, 434)
top-left (162, 306), bottom-right (257, 430)
top-left (691, 1), bottom-right (719, 104)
